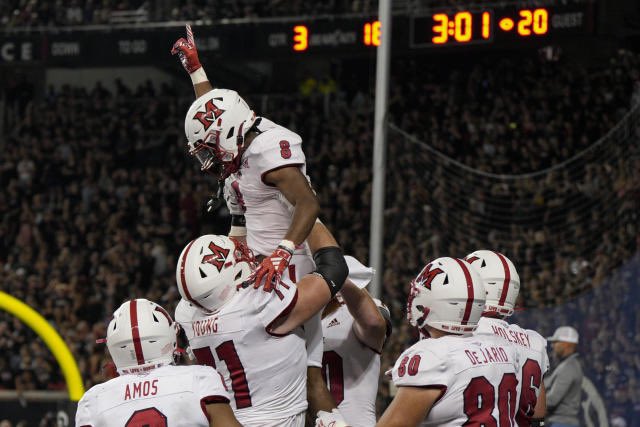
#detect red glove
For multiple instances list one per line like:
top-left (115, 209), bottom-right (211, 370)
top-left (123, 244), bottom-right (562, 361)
top-left (171, 24), bottom-right (202, 74)
top-left (253, 241), bottom-right (295, 292)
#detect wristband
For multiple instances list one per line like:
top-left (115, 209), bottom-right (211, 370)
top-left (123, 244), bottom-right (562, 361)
top-left (231, 214), bottom-right (246, 227)
top-left (278, 239), bottom-right (296, 253)
top-left (229, 226), bottom-right (247, 237)
top-left (531, 419), bottom-right (545, 427)
top-left (190, 67), bottom-right (207, 84)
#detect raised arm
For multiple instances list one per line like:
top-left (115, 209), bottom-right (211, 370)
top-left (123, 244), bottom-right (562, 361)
top-left (171, 25), bottom-right (214, 98)
top-left (340, 279), bottom-right (388, 353)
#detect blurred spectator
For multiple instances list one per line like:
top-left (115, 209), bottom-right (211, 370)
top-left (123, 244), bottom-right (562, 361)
top-left (546, 326), bottom-right (584, 427)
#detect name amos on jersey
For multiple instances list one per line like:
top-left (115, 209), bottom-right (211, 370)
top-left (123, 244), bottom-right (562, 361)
top-left (124, 379), bottom-right (159, 400)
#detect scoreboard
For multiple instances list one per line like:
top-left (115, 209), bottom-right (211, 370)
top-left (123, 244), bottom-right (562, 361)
top-left (264, 4), bottom-right (591, 54)
top-left (0, 3), bottom-right (593, 65)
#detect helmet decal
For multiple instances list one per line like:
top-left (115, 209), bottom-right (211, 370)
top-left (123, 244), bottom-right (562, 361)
top-left (193, 99), bottom-right (225, 131)
top-left (493, 251), bottom-right (512, 307)
top-left (129, 299), bottom-right (146, 365)
top-left (414, 263), bottom-right (445, 290)
top-left (202, 241), bottom-right (230, 272)
top-left (452, 258), bottom-right (476, 325)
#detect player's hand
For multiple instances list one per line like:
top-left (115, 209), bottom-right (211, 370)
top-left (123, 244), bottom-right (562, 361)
top-left (252, 241), bottom-right (295, 292)
top-left (315, 409), bottom-right (350, 427)
top-left (171, 24), bottom-right (202, 74)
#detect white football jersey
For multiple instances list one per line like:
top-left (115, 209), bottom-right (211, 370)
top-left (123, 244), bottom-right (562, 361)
top-left (75, 364), bottom-right (229, 427)
top-left (227, 117), bottom-right (310, 258)
top-left (475, 316), bottom-right (550, 426)
top-left (391, 334), bottom-right (520, 427)
top-left (321, 301), bottom-right (384, 427)
top-left (175, 282), bottom-right (307, 426)
top-left (224, 117), bottom-right (322, 368)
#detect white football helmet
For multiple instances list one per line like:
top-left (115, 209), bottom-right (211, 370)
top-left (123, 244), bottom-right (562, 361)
top-left (465, 250), bottom-right (520, 317)
top-left (185, 89), bottom-right (256, 178)
top-left (106, 299), bottom-right (177, 374)
top-left (407, 257), bottom-right (486, 335)
top-left (176, 235), bottom-right (255, 313)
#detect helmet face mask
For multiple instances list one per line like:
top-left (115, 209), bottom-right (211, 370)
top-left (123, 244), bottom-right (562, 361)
top-left (189, 130), bottom-right (236, 177)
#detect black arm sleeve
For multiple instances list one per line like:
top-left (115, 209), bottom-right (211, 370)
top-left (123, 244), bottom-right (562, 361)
top-left (313, 247), bottom-right (348, 297)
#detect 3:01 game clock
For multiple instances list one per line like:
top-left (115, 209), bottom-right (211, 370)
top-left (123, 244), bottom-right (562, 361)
top-left (411, 7), bottom-right (555, 47)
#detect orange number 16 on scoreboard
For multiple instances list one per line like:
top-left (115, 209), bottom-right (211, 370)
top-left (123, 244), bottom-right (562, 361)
top-left (364, 21), bottom-right (381, 46)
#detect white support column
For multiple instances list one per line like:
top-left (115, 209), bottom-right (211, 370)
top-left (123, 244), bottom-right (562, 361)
top-left (369, 0), bottom-right (392, 298)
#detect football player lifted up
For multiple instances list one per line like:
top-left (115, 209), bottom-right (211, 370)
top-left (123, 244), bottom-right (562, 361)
top-left (171, 25), bottom-right (342, 420)
top-left (174, 222), bottom-right (348, 426)
top-left (378, 258), bottom-right (520, 427)
top-left (76, 299), bottom-right (240, 427)
top-left (466, 250), bottom-right (550, 427)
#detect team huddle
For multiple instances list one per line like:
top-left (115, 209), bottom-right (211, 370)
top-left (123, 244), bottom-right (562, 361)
top-left (75, 27), bottom-right (549, 427)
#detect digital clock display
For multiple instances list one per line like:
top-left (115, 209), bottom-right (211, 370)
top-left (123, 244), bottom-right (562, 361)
top-left (411, 7), bottom-right (574, 47)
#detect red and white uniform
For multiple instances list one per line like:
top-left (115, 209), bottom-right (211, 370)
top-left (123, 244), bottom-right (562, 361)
top-left (75, 364), bottom-right (229, 427)
top-left (175, 282), bottom-right (307, 427)
top-left (227, 117), bottom-right (308, 258)
top-left (391, 334), bottom-right (520, 427)
top-left (225, 116), bottom-right (322, 367)
top-left (475, 317), bottom-right (550, 426)
top-left (321, 299), bottom-right (385, 427)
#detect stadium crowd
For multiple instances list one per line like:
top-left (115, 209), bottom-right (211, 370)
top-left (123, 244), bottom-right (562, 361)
top-left (0, 0), bottom-right (379, 27)
top-left (2, 0), bottom-right (597, 26)
top-left (0, 50), bottom-right (639, 425)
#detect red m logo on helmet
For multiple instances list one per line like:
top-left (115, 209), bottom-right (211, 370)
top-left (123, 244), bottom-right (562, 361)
top-left (193, 100), bottom-right (225, 131)
top-left (415, 264), bottom-right (445, 290)
top-left (202, 242), bottom-right (230, 272)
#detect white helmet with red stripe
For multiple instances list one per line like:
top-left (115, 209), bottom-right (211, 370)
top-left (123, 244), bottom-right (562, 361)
top-left (106, 299), bottom-right (177, 374)
top-left (176, 235), bottom-right (255, 313)
top-left (185, 89), bottom-right (256, 179)
top-left (465, 250), bottom-right (520, 317)
top-left (407, 257), bottom-right (486, 335)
